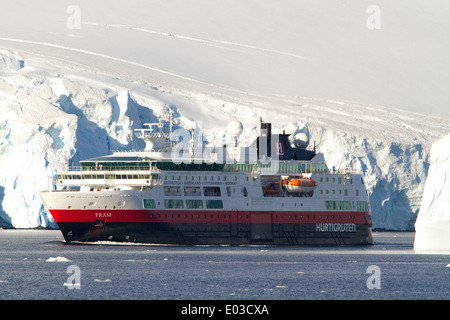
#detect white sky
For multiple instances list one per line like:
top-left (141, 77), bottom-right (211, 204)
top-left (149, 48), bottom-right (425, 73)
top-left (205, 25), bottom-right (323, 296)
top-left (1, 0), bottom-right (449, 117)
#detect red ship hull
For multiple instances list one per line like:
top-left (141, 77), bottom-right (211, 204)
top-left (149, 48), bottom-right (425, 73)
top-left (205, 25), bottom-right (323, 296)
top-left (50, 209), bottom-right (373, 245)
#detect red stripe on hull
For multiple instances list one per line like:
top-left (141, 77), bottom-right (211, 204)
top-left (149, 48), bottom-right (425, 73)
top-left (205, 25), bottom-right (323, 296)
top-left (49, 209), bottom-right (371, 225)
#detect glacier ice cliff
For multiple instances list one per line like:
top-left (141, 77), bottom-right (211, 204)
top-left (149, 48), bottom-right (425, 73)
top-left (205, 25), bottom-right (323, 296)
top-left (0, 49), bottom-right (449, 230)
top-left (414, 132), bottom-right (450, 251)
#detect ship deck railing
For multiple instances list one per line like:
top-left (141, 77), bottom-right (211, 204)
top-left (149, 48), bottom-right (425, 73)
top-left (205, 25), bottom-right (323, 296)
top-left (62, 166), bottom-right (157, 172)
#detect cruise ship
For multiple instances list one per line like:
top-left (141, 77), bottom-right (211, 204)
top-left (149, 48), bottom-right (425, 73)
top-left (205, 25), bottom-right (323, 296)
top-left (40, 117), bottom-right (373, 245)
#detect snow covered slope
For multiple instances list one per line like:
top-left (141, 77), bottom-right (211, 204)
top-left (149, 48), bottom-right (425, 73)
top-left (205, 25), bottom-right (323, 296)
top-left (414, 133), bottom-right (450, 251)
top-left (0, 1), bottom-right (449, 229)
top-left (0, 49), bottom-right (448, 229)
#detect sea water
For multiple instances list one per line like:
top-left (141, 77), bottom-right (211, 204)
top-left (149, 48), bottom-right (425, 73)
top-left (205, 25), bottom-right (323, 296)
top-left (0, 229), bottom-right (449, 301)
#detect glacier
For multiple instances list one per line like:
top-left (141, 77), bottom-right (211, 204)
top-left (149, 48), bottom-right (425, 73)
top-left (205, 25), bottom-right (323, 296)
top-left (414, 132), bottom-right (450, 251)
top-left (0, 48), bottom-right (449, 230)
top-left (1, 0), bottom-right (450, 231)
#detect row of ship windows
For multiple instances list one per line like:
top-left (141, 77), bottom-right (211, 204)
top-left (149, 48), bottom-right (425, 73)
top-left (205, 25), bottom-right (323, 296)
top-left (125, 212), bottom-right (362, 221)
top-left (319, 189), bottom-right (361, 196)
top-left (164, 186), bottom-right (248, 197)
top-left (164, 175), bottom-right (248, 182)
top-left (58, 174), bottom-right (248, 182)
top-left (319, 177), bottom-right (364, 185)
top-left (324, 200), bottom-right (369, 211)
top-left (142, 199), bottom-right (369, 211)
top-left (58, 174), bottom-right (159, 180)
top-left (143, 199), bottom-right (223, 209)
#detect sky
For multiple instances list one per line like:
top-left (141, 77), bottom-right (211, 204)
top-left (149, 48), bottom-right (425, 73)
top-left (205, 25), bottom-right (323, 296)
top-left (0, 0), bottom-right (449, 117)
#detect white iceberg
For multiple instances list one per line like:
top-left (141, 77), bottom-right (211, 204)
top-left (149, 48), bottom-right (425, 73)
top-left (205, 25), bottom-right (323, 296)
top-left (414, 132), bottom-right (450, 252)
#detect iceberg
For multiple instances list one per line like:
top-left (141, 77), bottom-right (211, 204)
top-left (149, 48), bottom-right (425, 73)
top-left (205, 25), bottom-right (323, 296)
top-left (414, 132), bottom-right (450, 252)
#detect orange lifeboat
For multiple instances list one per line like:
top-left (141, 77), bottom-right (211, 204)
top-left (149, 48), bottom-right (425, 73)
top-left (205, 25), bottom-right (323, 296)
top-left (285, 177), bottom-right (317, 193)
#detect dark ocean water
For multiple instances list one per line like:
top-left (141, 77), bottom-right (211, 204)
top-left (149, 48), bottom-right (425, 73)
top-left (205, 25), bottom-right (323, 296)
top-left (0, 229), bottom-right (449, 303)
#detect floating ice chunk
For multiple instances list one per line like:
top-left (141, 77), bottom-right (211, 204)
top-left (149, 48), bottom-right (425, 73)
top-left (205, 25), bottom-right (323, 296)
top-left (63, 282), bottom-right (81, 289)
top-left (46, 256), bottom-right (71, 262)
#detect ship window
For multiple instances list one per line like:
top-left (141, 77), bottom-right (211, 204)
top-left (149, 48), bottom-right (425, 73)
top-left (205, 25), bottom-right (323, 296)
top-left (164, 187), bottom-right (181, 196)
top-left (184, 186), bottom-right (201, 196)
top-left (164, 199), bottom-right (184, 209)
top-left (338, 177), bottom-right (342, 184)
top-left (143, 199), bottom-right (155, 209)
top-left (186, 200), bottom-right (203, 209)
top-left (204, 187), bottom-right (221, 197)
top-left (356, 189), bottom-right (359, 196)
top-left (206, 200), bottom-right (223, 209)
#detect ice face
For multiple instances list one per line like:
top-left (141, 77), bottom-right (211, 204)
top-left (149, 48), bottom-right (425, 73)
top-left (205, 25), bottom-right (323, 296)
top-left (414, 132), bottom-right (450, 251)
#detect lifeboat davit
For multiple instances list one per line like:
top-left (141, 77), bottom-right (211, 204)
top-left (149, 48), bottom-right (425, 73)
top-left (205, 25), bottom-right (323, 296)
top-left (285, 177), bottom-right (317, 193)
